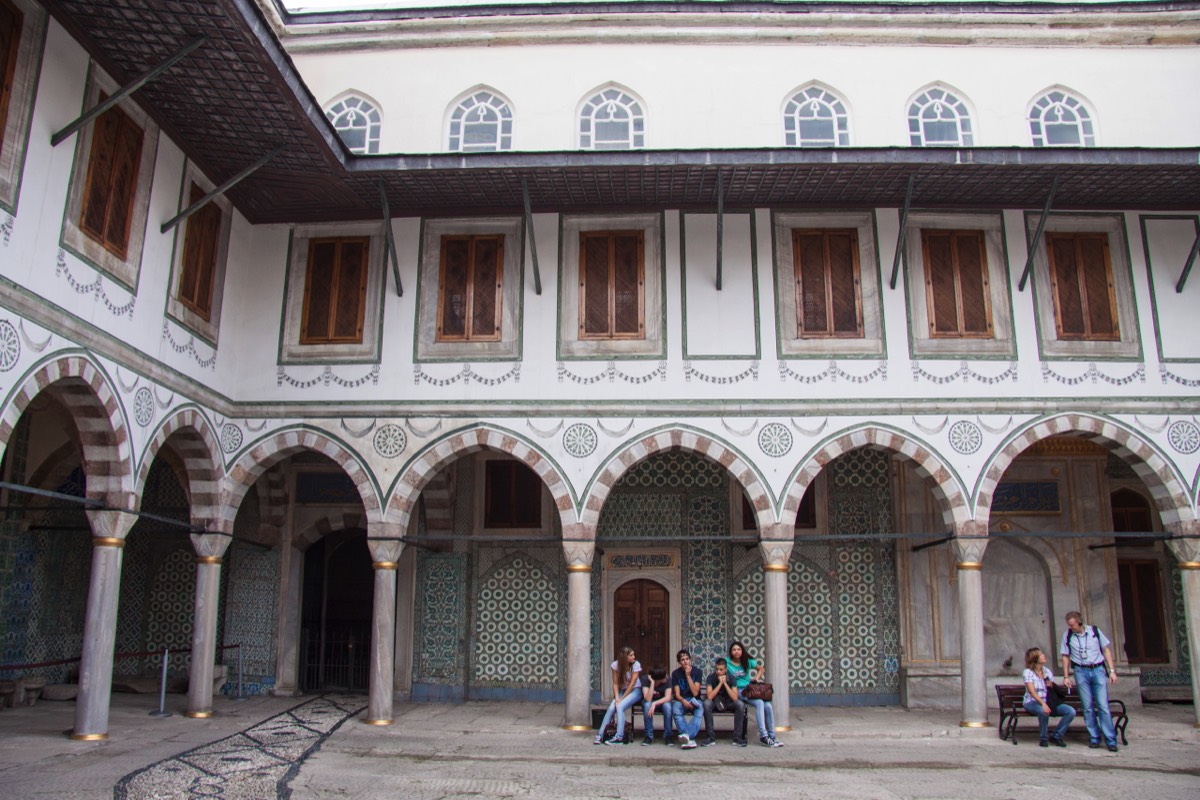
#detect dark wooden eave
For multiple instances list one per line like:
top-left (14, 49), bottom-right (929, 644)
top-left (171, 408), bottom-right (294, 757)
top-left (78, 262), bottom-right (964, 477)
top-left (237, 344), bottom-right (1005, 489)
top-left (41, 0), bottom-right (1200, 225)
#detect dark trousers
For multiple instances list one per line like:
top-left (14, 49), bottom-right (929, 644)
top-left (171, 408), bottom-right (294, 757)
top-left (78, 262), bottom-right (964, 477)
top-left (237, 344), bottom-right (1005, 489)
top-left (703, 694), bottom-right (747, 739)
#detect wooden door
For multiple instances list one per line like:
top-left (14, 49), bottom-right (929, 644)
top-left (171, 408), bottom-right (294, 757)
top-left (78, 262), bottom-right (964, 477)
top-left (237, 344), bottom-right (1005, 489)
top-left (613, 579), bottom-right (669, 673)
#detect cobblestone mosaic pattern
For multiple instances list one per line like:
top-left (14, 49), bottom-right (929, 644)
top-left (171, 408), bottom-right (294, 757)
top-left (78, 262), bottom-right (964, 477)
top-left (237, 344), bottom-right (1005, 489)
top-left (114, 693), bottom-right (366, 800)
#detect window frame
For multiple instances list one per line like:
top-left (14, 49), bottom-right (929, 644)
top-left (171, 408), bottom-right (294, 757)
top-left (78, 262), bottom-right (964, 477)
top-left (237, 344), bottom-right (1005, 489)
top-left (920, 229), bottom-right (994, 340)
top-left (1044, 231), bottom-right (1120, 342)
top-left (907, 86), bottom-right (974, 147)
top-left (326, 93), bottom-right (382, 155)
top-left (0, 0), bottom-right (45, 215)
top-left (783, 85), bottom-right (850, 147)
top-left (165, 163), bottom-right (233, 345)
top-left (578, 229), bottom-right (645, 341)
top-left (448, 89), bottom-right (513, 153)
top-left (475, 455), bottom-right (551, 534)
top-left (578, 87), bottom-right (645, 150)
top-left (1029, 89), bottom-right (1095, 148)
top-left (791, 227), bottom-right (864, 339)
top-left (60, 68), bottom-right (160, 290)
top-left (435, 233), bottom-right (505, 343)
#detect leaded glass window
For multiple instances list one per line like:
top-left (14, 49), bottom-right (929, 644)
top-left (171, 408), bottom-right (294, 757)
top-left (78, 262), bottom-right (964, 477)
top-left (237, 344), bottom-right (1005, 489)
top-left (449, 90), bottom-right (513, 152)
top-left (326, 95), bottom-right (381, 155)
top-left (1029, 90), bottom-right (1094, 147)
top-left (908, 87), bottom-right (973, 147)
top-left (579, 87), bottom-right (644, 150)
top-left (784, 85), bottom-right (849, 147)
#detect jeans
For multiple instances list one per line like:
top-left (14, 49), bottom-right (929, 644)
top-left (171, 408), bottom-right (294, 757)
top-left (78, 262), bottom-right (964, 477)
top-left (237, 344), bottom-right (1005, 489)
top-left (671, 698), bottom-right (705, 740)
top-left (644, 702), bottom-right (673, 740)
top-left (1023, 699), bottom-right (1076, 741)
top-left (596, 692), bottom-right (640, 741)
top-left (746, 697), bottom-right (775, 739)
top-left (704, 694), bottom-right (746, 739)
top-left (1074, 664), bottom-right (1117, 746)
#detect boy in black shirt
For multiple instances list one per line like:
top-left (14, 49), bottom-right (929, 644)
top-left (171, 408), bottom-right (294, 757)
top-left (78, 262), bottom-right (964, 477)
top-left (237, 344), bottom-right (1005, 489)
top-left (704, 657), bottom-right (747, 747)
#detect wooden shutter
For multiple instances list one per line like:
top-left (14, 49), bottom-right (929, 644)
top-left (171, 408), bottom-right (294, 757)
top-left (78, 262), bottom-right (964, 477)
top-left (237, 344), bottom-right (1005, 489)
top-left (579, 230), bottom-right (644, 340)
top-left (922, 230), bottom-right (992, 338)
top-left (79, 101), bottom-right (144, 259)
top-left (0, 0), bottom-right (23, 152)
top-left (794, 228), bottom-right (862, 338)
top-left (178, 183), bottom-right (222, 321)
top-left (1046, 232), bottom-right (1118, 341)
top-left (300, 237), bottom-right (368, 344)
top-left (436, 234), bottom-right (503, 342)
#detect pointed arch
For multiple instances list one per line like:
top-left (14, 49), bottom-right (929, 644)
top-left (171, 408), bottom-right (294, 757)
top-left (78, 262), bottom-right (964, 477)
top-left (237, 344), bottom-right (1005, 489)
top-left (325, 90), bottom-right (383, 154)
top-left (976, 414), bottom-right (1194, 528)
top-left (577, 82), bottom-right (645, 150)
top-left (783, 81), bottom-right (851, 147)
top-left (0, 355), bottom-right (134, 509)
top-left (579, 426), bottom-right (773, 532)
top-left (1027, 85), bottom-right (1096, 147)
top-left (386, 425), bottom-right (575, 534)
top-left (221, 426), bottom-right (381, 535)
top-left (783, 424), bottom-right (970, 531)
top-left (135, 407), bottom-right (223, 525)
top-left (446, 85), bottom-right (513, 152)
top-left (907, 82), bottom-right (975, 147)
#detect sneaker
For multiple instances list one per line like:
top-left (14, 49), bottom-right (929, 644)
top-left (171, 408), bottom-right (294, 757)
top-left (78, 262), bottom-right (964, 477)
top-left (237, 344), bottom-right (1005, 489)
top-left (681, 738), bottom-right (697, 749)
top-left (641, 736), bottom-right (653, 746)
top-left (700, 737), bottom-right (716, 747)
top-left (732, 737), bottom-right (747, 748)
top-left (1088, 742), bottom-right (1100, 749)
top-left (768, 737), bottom-right (784, 747)
top-left (677, 734), bottom-right (690, 748)
top-left (1106, 744), bottom-right (1119, 753)
top-left (604, 737), bottom-right (624, 746)
top-left (1039, 739), bottom-right (1049, 748)
top-left (1050, 737), bottom-right (1066, 748)
top-left (664, 736), bottom-right (676, 747)
top-left (593, 738), bottom-right (604, 745)
top-left (759, 736), bottom-right (773, 747)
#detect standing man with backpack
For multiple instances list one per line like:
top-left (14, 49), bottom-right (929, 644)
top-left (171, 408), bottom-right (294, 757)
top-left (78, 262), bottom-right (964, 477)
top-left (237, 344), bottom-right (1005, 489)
top-left (1059, 611), bottom-right (1120, 752)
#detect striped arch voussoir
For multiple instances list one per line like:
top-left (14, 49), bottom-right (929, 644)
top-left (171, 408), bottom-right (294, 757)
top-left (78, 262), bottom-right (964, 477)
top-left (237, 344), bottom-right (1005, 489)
top-left (579, 429), bottom-right (772, 529)
top-left (0, 358), bottom-right (133, 508)
top-left (978, 415), bottom-right (1194, 527)
top-left (294, 511), bottom-right (367, 550)
top-left (386, 427), bottom-right (575, 532)
top-left (136, 409), bottom-right (223, 523)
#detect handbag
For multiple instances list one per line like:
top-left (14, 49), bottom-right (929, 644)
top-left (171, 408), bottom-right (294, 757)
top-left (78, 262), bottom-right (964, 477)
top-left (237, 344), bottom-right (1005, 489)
top-left (742, 681), bottom-right (774, 702)
top-left (1044, 682), bottom-right (1066, 710)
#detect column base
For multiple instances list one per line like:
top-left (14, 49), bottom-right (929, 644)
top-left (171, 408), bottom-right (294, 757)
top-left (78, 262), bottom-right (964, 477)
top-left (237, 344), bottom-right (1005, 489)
top-left (562, 724), bottom-right (591, 731)
top-left (364, 718), bottom-right (393, 726)
top-left (69, 732), bottom-right (109, 741)
top-left (959, 721), bottom-right (989, 728)
top-left (186, 711), bottom-right (214, 719)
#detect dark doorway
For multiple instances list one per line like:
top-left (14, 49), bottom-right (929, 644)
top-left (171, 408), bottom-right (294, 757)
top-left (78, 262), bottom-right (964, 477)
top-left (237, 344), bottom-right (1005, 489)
top-left (1111, 489), bottom-right (1168, 663)
top-left (613, 578), bottom-right (669, 674)
top-left (300, 529), bottom-right (373, 691)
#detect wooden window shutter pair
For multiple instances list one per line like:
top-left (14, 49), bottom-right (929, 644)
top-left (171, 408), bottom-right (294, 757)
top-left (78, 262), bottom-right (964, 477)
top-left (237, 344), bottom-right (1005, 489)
top-left (921, 230), bottom-right (993, 338)
top-left (300, 237), bottom-right (369, 344)
top-left (0, 0), bottom-right (23, 155)
top-left (1046, 232), bottom-right (1119, 341)
top-left (579, 230), bottom-right (644, 339)
top-left (436, 234), bottom-right (504, 342)
top-left (79, 99), bottom-right (144, 259)
top-left (177, 183), bottom-right (222, 321)
top-left (793, 228), bottom-right (863, 338)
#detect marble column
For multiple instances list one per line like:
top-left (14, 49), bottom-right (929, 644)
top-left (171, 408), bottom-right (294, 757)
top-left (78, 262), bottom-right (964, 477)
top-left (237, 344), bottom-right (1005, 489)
top-left (186, 531), bottom-right (233, 718)
top-left (72, 509), bottom-right (137, 740)
top-left (953, 532), bottom-right (990, 728)
top-left (366, 527), bottom-right (405, 725)
top-left (562, 530), bottom-right (596, 730)
top-left (759, 532), bottom-right (794, 731)
top-left (1166, 524), bottom-right (1200, 728)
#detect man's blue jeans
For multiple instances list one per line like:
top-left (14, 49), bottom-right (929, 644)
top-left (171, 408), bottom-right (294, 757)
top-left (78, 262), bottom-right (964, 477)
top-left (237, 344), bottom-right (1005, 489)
top-left (644, 702), bottom-right (673, 740)
top-left (1074, 664), bottom-right (1117, 746)
top-left (671, 698), bottom-right (704, 739)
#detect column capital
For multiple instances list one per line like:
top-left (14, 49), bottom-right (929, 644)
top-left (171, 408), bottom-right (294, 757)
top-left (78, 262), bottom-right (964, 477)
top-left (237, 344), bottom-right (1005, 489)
top-left (759, 538), bottom-right (794, 569)
top-left (84, 508), bottom-right (137, 540)
top-left (1166, 521), bottom-right (1200, 564)
top-left (563, 539), bottom-right (596, 570)
top-left (190, 532), bottom-right (232, 558)
top-left (367, 536), bottom-right (405, 563)
top-left (951, 535), bottom-right (989, 566)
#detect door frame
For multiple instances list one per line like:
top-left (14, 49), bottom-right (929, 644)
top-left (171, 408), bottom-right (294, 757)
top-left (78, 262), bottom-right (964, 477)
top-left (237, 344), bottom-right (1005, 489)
top-left (600, 548), bottom-right (681, 701)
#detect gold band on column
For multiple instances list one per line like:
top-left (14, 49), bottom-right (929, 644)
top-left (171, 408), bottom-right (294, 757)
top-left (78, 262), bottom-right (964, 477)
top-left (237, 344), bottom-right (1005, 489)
top-left (196, 555), bottom-right (222, 565)
top-left (1178, 561), bottom-right (1200, 570)
top-left (959, 721), bottom-right (989, 728)
top-left (69, 732), bottom-right (109, 741)
top-left (956, 562), bottom-right (983, 571)
top-left (563, 724), bottom-right (592, 731)
top-left (186, 710), bottom-right (214, 719)
top-left (365, 718), bottom-right (394, 726)
top-left (372, 561), bottom-right (398, 570)
top-left (566, 564), bottom-right (592, 573)
top-left (92, 537), bottom-right (124, 548)
top-left (763, 564), bottom-right (788, 572)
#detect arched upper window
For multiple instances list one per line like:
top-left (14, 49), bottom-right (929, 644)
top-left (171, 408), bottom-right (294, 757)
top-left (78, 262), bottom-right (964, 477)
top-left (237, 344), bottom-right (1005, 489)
top-left (1029, 89), bottom-right (1095, 147)
top-left (578, 87), bottom-right (644, 150)
top-left (908, 86), bottom-right (973, 147)
top-left (784, 85), bottom-right (849, 147)
top-left (326, 94), bottom-right (381, 155)
top-left (449, 90), bottom-right (513, 152)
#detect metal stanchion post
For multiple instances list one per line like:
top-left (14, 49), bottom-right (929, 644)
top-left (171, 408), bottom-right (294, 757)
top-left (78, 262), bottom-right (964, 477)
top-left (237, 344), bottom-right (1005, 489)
top-left (149, 648), bottom-right (172, 718)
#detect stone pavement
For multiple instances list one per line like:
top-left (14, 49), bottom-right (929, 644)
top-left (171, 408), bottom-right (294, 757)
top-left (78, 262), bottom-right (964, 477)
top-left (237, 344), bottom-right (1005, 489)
top-left (0, 694), bottom-right (1197, 799)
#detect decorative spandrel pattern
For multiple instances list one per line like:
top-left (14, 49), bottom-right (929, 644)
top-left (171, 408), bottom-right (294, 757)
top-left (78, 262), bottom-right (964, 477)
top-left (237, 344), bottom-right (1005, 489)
top-left (1140, 561), bottom-right (1191, 687)
top-left (415, 553), bottom-right (467, 683)
top-left (222, 542), bottom-right (280, 694)
top-left (472, 555), bottom-right (562, 687)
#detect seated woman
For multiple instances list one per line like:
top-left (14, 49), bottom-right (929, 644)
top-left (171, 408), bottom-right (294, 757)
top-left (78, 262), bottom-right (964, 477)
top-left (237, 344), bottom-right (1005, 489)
top-left (1023, 646), bottom-right (1076, 747)
top-left (726, 640), bottom-right (782, 747)
top-left (640, 665), bottom-right (673, 746)
top-left (594, 646), bottom-right (642, 745)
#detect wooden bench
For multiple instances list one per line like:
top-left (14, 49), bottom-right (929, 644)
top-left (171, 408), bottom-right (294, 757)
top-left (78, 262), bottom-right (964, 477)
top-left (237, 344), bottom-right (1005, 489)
top-left (995, 684), bottom-right (1129, 745)
top-left (590, 700), bottom-right (748, 741)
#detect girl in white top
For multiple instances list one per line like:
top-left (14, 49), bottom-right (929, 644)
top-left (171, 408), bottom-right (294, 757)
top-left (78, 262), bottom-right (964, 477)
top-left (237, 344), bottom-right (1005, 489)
top-left (1022, 646), bottom-right (1076, 746)
top-left (594, 646), bottom-right (642, 745)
